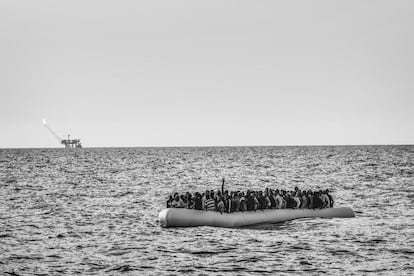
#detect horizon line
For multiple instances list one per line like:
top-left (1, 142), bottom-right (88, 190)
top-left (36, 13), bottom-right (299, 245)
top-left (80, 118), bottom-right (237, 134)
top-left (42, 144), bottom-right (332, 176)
top-left (1, 143), bottom-right (413, 150)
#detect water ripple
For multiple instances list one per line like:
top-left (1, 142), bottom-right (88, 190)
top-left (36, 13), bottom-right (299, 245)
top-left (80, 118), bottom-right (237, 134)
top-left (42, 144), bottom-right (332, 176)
top-left (0, 146), bottom-right (413, 275)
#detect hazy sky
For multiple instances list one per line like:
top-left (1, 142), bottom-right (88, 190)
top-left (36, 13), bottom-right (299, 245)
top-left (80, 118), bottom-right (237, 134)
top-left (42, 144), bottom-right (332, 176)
top-left (1, 0), bottom-right (413, 148)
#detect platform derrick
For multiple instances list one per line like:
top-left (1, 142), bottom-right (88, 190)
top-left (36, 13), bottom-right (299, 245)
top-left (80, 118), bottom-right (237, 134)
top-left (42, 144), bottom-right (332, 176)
top-left (61, 134), bottom-right (82, 148)
top-left (42, 119), bottom-right (82, 148)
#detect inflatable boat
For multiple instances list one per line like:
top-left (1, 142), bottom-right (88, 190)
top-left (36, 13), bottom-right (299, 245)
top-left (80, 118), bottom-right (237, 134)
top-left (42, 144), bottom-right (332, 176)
top-left (159, 207), bottom-right (355, 228)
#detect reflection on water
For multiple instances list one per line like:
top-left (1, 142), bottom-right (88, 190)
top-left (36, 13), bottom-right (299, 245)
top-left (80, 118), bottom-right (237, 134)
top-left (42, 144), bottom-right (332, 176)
top-left (0, 146), bottom-right (413, 275)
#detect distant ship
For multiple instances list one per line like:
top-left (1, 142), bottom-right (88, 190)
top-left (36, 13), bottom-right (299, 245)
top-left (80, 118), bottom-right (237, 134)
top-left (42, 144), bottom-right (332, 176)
top-left (42, 119), bottom-right (83, 148)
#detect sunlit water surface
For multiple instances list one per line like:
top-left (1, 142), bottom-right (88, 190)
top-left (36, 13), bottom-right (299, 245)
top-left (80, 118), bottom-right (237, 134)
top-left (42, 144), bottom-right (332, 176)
top-left (0, 146), bottom-right (413, 275)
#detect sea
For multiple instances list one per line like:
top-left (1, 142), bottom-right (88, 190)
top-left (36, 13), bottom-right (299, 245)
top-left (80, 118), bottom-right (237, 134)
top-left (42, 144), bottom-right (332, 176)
top-left (0, 146), bottom-right (413, 275)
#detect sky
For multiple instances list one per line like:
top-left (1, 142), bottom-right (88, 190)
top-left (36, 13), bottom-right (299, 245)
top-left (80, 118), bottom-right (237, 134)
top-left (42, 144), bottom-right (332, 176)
top-left (1, 0), bottom-right (413, 148)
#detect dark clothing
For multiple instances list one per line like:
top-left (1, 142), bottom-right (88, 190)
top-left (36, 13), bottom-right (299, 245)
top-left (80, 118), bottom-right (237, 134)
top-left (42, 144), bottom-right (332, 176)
top-left (186, 198), bottom-right (193, 209)
top-left (224, 198), bottom-right (230, 213)
top-left (240, 199), bottom-right (247, 211)
top-left (313, 195), bottom-right (323, 209)
top-left (286, 197), bottom-right (296, 209)
top-left (230, 198), bottom-right (237, 212)
top-left (193, 197), bottom-right (202, 210)
top-left (247, 196), bottom-right (255, 211)
top-left (257, 196), bottom-right (265, 210)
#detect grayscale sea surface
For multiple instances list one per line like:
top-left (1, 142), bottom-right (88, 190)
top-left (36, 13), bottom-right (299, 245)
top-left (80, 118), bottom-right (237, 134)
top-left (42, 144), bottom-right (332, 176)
top-left (0, 146), bottom-right (413, 275)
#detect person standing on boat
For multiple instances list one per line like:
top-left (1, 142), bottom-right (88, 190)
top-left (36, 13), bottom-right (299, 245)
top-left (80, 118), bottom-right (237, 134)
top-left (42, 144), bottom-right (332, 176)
top-left (223, 190), bottom-right (230, 213)
top-left (210, 190), bottom-right (215, 204)
top-left (326, 189), bottom-right (334, 207)
top-left (257, 191), bottom-right (265, 210)
top-left (185, 192), bottom-right (193, 209)
top-left (253, 192), bottom-right (260, 211)
top-left (205, 193), bottom-right (216, 211)
top-left (217, 196), bottom-right (225, 214)
top-left (293, 191), bottom-right (301, 209)
top-left (300, 191), bottom-right (308, 209)
top-left (307, 190), bottom-right (314, 209)
top-left (268, 190), bottom-right (276, 209)
top-left (239, 192), bottom-right (247, 211)
top-left (286, 192), bottom-right (296, 209)
top-left (193, 192), bottom-right (203, 210)
top-left (202, 190), bottom-right (209, 210)
top-left (320, 190), bottom-right (330, 208)
top-left (231, 192), bottom-right (241, 212)
top-left (312, 191), bottom-right (323, 209)
top-left (246, 191), bottom-right (255, 211)
top-left (167, 195), bottom-right (173, 208)
top-left (274, 189), bottom-right (283, 209)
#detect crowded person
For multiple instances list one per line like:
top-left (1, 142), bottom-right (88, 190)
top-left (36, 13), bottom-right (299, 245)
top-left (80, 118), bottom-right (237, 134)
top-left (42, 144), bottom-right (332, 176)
top-left (205, 192), bottom-right (216, 211)
top-left (167, 185), bottom-right (335, 214)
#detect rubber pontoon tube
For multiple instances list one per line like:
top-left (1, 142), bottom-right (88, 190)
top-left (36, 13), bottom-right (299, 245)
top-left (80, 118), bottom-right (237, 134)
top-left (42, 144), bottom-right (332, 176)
top-left (159, 207), bottom-right (355, 228)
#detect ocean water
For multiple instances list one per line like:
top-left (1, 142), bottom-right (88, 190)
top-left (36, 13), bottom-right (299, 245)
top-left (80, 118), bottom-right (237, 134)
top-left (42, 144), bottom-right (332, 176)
top-left (0, 146), bottom-right (413, 275)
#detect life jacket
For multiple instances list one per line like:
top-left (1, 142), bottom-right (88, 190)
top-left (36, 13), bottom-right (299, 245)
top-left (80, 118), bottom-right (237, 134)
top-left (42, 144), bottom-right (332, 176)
top-left (171, 199), bottom-right (181, 208)
top-left (205, 199), bottom-right (216, 211)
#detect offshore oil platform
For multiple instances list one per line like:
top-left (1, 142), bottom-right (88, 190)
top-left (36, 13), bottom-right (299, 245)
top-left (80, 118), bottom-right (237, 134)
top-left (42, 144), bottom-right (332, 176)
top-left (42, 119), bottom-right (82, 148)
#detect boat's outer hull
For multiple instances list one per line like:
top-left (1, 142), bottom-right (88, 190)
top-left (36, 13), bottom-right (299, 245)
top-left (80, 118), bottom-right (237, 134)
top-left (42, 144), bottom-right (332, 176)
top-left (159, 207), bottom-right (355, 228)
